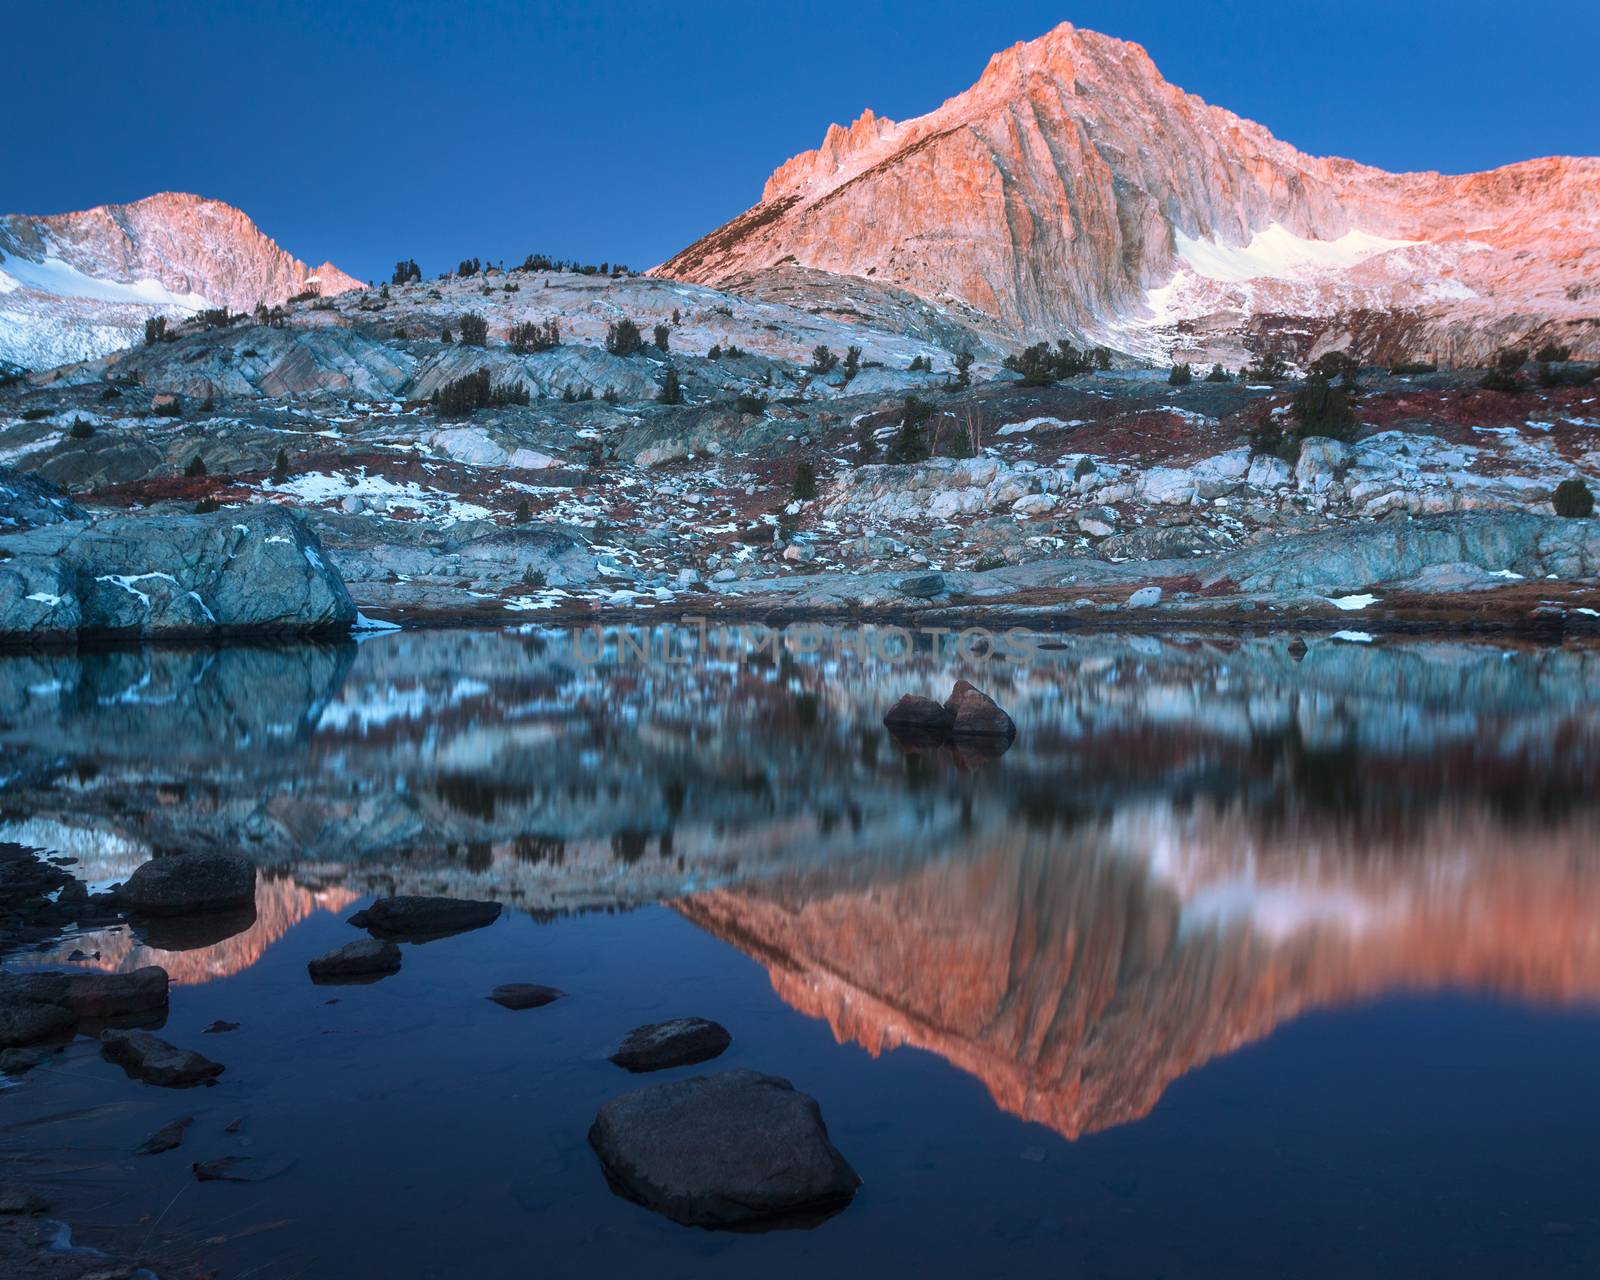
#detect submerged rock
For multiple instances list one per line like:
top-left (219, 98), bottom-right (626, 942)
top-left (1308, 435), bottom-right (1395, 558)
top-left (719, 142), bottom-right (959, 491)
top-left (488, 983), bottom-right (564, 1010)
top-left (99, 1029), bottom-right (224, 1087)
top-left (0, 1045), bottom-right (59, 1074)
top-left (588, 1068), bottom-right (859, 1228)
top-left (610, 1018), bottom-right (732, 1073)
top-left (136, 1116), bottom-right (193, 1155)
top-left (117, 853), bottom-right (255, 916)
top-left (0, 1185), bottom-right (49, 1215)
top-left (60, 966), bottom-right (169, 1019)
top-left (0, 997), bottom-right (76, 1051)
top-left (349, 895), bottom-right (501, 940)
top-left (308, 938), bottom-right (402, 982)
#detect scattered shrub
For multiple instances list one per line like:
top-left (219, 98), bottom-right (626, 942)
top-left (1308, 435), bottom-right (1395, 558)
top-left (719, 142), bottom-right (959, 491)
top-left (606, 319), bottom-right (644, 357)
top-left (1242, 352), bottom-right (1290, 382)
top-left (886, 396), bottom-right (934, 463)
top-left (20, 407), bottom-right (50, 421)
top-left (152, 399), bottom-right (182, 418)
top-left (707, 343), bottom-right (722, 360)
top-left (792, 461), bottom-right (818, 500)
top-left (515, 499), bottom-right (532, 524)
top-left (1389, 360), bottom-right (1437, 375)
top-left (908, 355), bottom-right (931, 373)
top-left (1003, 340), bottom-right (1091, 386)
top-left (1308, 351), bottom-right (1360, 381)
top-left (194, 497), bottom-right (220, 514)
top-left (735, 391), bottom-right (768, 415)
top-left (1538, 362), bottom-right (1597, 388)
top-left (1292, 376), bottom-right (1357, 441)
top-left (457, 257), bottom-right (482, 278)
top-left (144, 316), bottom-right (168, 345)
top-left (854, 418), bottom-right (880, 464)
top-left (458, 314), bottom-right (488, 347)
top-left (1073, 456), bottom-right (1096, 480)
top-left (68, 418), bottom-right (94, 439)
top-left (1090, 346), bottom-right (1113, 371)
top-left (183, 455), bottom-right (207, 478)
top-left (657, 368), bottom-right (683, 405)
top-left (1205, 363), bottom-right (1230, 382)
top-left (507, 319), bottom-right (559, 354)
top-left (842, 345), bottom-right (863, 382)
top-left (1480, 367), bottom-right (1523, 393)
top-left (440, 325), bottom-right (454, 344)
top-left (1553, 478), bottom-right (1595, 518)
top-left (952, 351), bottom-right (974, 389)
top-left (811, 345), bottom-right (839, 374)
top-left (1495, 348), bottom-right (1528, 373)
top-left (1536, 343), bottom-right (1571, 364)
top-left (100, 385), bottom-right (122, 401)
top-left (271, 449), bottom-right (291, 484)
top-left (653, 323), bottom-right (671, 353)
top-left (433, 368), bottom-right (491, 416)
top-left (1167, 362), bottom-right (1192, 386)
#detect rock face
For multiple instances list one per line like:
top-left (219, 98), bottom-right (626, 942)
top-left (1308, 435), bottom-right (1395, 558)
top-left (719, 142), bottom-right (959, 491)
top-left (588, 1069), bottom-right (860, 1227)
top-left (117, 853), bottom-right (256, 916)
top-left (308, 938), bottom-right (402, 982)
top-left (0, 192), bottom-right (360, 371)
top-left (656, 22), bottom-right (1600, 364)
top-left (99, 1029), bottom-right (224, 1087)
top-left (0, 504), bottom-right (356, 642)
top-left (610, 1018), bottom-right (733, 1073)
top-left (348, 896), bottom-right (502, 940)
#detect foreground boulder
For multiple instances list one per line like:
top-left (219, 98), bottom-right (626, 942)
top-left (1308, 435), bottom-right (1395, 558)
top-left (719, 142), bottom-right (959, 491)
top-left (0, 504), bottom-right (356, 643)
top-left (0, 998), bottom-right (76, 1051)
top-left (99, 1029), bottom-right (224, 1087)
top-left (610, 1018), bottom-right (732, 1073)
top-left (308, 938), bottom-right (401, 982)
top-left (882, 694), bottom-right (955, 736)
top-left (944, 679), bottom-right (1016, 740)
top-left (117, 852), bottom-right (255, 916)
top-left (488, 983), bottom-right (564, 1010)
top-left (588, 1069), bottom-right (859, 1228)
top-left (349, 896), bottom-right (501, 940)
top-left (0, 966), bottom-right (169, 1049)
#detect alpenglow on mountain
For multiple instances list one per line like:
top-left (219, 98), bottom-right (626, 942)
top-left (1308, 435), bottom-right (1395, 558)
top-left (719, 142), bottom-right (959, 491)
top-left (656, 21), bottom-right (1599, 365)
top-left (0, 193), bottom-right (360, 373)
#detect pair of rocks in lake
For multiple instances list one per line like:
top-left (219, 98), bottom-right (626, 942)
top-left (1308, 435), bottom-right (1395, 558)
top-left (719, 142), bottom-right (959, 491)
top-left (883, 679), bottom-right (1016, 758)
top-left (305, 895), bottom-right (506, 982)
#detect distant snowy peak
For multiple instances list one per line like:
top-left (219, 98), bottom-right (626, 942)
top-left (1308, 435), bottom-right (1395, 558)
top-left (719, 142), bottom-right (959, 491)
top-left (0, 192), bottom-right (361, 372)
top-left (656, 21), bottom-right (1600, 362)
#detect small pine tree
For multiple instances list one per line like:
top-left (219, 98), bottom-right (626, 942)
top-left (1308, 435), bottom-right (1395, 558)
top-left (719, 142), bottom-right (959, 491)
top-left (144, 315), bottom-right (167, 345)
top-left (792, 461), bottom-right (818, 500)
top-left (441, 325), bottom-right (454, 344)
top-left (653, 323), bottom-right (671, 352)
top-left (458, 314), bottom-right (488, 347)
top-left (908, 355), bottom-right (932, 373)
top-left (953, 351), bottom-right (974, 389)
top-left (855, 418), bottom-right (880, 465)
top-left (811, 345), bottom-right (839, 374)
top-left (657, 367), bottom-right (683, 405)
top-left (271, 449), bottom-right (290, 483)
top-left (184, 455), bottom-right (207, 478)
top-left (605, 319), bottom-right (643, 356)
top-left (515, 499), bottom-right (532, 523)
top-left (886, 396), bottom-right (933, 464)
top-left (1553, 478), bottom-right (1595, 518)
top-left (1536, 342), bottom-right (1571, 364)
top-left (507, 319), bottom-right (559, 353)
top-left (68, 418), bottom-right (94, 439)
top-left (1292, 376), bottom-right (1357, 441)
top-left (1205, 363), bottom-right (1230, 382)
top-left (1168, 362), bottom-right (1193, 386)
top-left (843, 345), bottom-right (862, 382)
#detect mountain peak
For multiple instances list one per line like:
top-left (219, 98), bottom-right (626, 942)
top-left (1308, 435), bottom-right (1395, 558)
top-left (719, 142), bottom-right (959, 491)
top-left (658, 22), bottom-right (1599, 361)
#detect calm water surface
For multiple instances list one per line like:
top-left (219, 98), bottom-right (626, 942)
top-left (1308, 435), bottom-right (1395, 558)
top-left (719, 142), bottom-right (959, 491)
top-left (3, 625), bottom-right (1599, 1278)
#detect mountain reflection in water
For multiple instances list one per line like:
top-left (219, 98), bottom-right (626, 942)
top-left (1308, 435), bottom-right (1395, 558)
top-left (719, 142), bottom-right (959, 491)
top-left (3, 625), bottom-right (1599, 1138)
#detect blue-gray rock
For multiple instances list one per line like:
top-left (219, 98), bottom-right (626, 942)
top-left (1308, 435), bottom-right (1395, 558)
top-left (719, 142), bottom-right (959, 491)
top-left (0, 464), bottom-right (82, 530)
top-left (896, 572), bottom-right (945, 599)
top-left (0, 504), bottom-right (355, 643)
top-left (348, 895), bottom-right (501, 940)
top-left (99, 1029), bottom-right (224, 1087)
top-left (118, 852), bottom-right (255, 917)
top-left (308, 938), bottom-right (402, 982)
top-left (610, 1017), bottom-right (732, 1072)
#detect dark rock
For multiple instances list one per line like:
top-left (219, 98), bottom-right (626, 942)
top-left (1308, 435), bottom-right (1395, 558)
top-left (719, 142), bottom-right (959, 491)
top-left (136, 1116), bottom-right (193, 1155)
top-left (588, 1069), bottom-right (860, 1228)
top-left (61, 966), bottom-right (169, 1019)
top-left (192, 1157), bottom-right (252, 1183)
top-left (882, 694), bottom-right (955, 736)
top-left (0, 504), bottom-right (356, 642)
top-left (610, 1018), bottom-right (732, 1073)
top-left (896, 572), bottom-right (945, 599)
top-left (1287, 636), bottom-right (1309, 661)
top-left (0, 998), bottom-right (76, 1051)
top-left (0, 1045), bottom-right (59, 1075)
top-left (488, 983), bottom-right (564, 1010)
top-left (117, 852), bottom-right (255, 917)
top-left (203, 1021), bottom-right (240, 1034)
top-left (348, 895), bottom-right (501, 940)
top-left (308, 938), bottom-right (402, 982)
top-left (98, 1029), bottom-right (224, 1087)
top-left (944, 679), bottom-right (1016, 740)
top-left (0, 1184), bottom-right (49, 1215)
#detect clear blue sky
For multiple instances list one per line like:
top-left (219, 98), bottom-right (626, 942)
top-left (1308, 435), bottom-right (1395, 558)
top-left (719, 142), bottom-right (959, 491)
top-left (6, 0), bottom-right (1596, 284)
